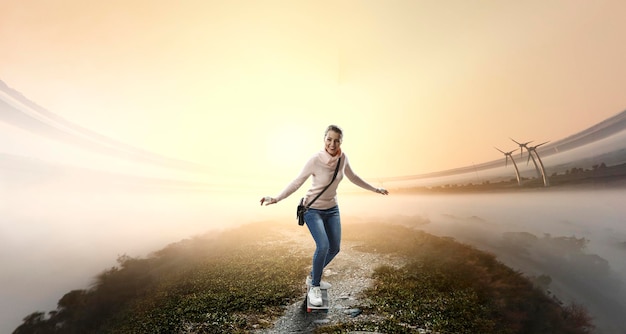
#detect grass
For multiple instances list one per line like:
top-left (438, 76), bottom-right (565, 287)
top-left (14, 222), bottom-right (310, 334)
top-left (14, 220), bottom-right (594, 334)
top-left (100, 223), bottom-right (311, 334)
top-left (317, 222), bottom-right (594, 333)
top-left (105, 246), bottom-right (308, 333)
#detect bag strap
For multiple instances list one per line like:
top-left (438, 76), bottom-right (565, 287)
top-left (305, 157), bottom-right (341, 209)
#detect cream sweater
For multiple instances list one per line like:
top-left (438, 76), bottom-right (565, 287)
top-left (274, 149), bottom-right (378, 209)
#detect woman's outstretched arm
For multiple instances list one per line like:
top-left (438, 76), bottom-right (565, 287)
top-left (344, 155), bottom-right (389, 195)
top-left (260, 155), bottom-right (315, 205)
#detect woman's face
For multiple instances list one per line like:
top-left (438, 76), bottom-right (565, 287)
top-left (324, 130), bottom-right (342, 156)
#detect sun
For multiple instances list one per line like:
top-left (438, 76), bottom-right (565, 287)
top-left (264, 122), bottom-right (320, 175)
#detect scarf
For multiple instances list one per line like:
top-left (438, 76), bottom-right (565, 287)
top-left (318, 148), bottom-right (343, 168)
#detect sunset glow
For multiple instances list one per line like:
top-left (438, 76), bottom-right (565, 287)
top-left (3, 2), bottom-right (626, 332)
top-left (2, 1), bottom-right (625, 184)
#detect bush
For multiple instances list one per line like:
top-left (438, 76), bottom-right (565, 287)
top-left (14, 222), bottom-right (309, 334)
top-left (322, 222), bottom-right (594, 334)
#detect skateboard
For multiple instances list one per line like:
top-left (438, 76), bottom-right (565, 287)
top-left (306, 286), bottom-right (330, 313)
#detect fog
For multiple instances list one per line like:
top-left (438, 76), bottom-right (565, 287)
top-left (0, 180), bottom-right (278, 333)
top-left (342, 191), bottom-right (626, 333)
top-left (2, 184), bottom-right (626, 333)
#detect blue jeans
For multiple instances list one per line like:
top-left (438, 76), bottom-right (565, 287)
top-left (304, 205), bottom-right (341, 287)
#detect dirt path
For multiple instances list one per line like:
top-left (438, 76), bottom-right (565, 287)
top-left (254, 228), bottom-right (404, 333)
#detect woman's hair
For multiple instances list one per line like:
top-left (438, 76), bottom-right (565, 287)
top-left (325, 124), bottom-right (343, 140)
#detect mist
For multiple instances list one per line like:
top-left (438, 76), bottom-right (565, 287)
top-left (3, 179), bottom-right (626, 333)
top-left (0, 176), bottom-right (278, 333)
top-left (342, 191), bottom-right (626, 333)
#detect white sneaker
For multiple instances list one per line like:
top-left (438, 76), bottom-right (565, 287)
top-left (308, 287), bottom-right (323, 306)
top-left (306, 276), bottom-right (332, 289)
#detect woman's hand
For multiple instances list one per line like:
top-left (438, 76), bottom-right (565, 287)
top-left (376, 188), bottom-right (389, 195)
top-left (260, 196), bottom-right (277, 206)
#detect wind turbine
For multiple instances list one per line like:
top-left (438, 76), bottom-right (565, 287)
top-left (527, 141), bottom-right (550, 187)
top-left (510, 138), bottom-right (533, 159)
top-left (511, 138), bottom-right (542, 178)
top-left (495, 147), bottom-right (522, 186)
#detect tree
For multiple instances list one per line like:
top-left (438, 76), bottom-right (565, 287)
top-left (12, 312), bottom-right (54, 334)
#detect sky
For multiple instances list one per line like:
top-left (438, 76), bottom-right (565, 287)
top-left (2, 0), bottom-right (626, 185)
top-left (2, 2), bottom-right (626, 331)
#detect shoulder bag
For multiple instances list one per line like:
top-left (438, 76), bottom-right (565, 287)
top-left (297, 158), bottom-right (341, 226)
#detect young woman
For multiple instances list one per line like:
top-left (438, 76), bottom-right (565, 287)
top-left (260, 125), bottom-right (388, 306)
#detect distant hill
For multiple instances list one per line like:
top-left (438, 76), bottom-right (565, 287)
top-left (544, 109), bottom-right (626, 155)
top-left (2, 77), bottom-right (625, 187)
top-left (0, 79), bottom-right (213, 174)
top-left (382, 109), bottom-right (626, 182)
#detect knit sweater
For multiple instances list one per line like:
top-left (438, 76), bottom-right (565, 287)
top-left (274, 149), bottom-right (378, 209)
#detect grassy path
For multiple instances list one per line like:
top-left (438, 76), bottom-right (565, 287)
top-left (255, 227), bottom-right (405, 333)
top-left (13, 219), bottom-right (594, 333)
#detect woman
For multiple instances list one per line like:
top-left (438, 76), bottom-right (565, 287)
top-left (260, 125), bottom-right (388, 306)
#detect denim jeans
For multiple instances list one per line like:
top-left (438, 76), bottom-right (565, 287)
top-left (304, 205), bottom-right (341, 287)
